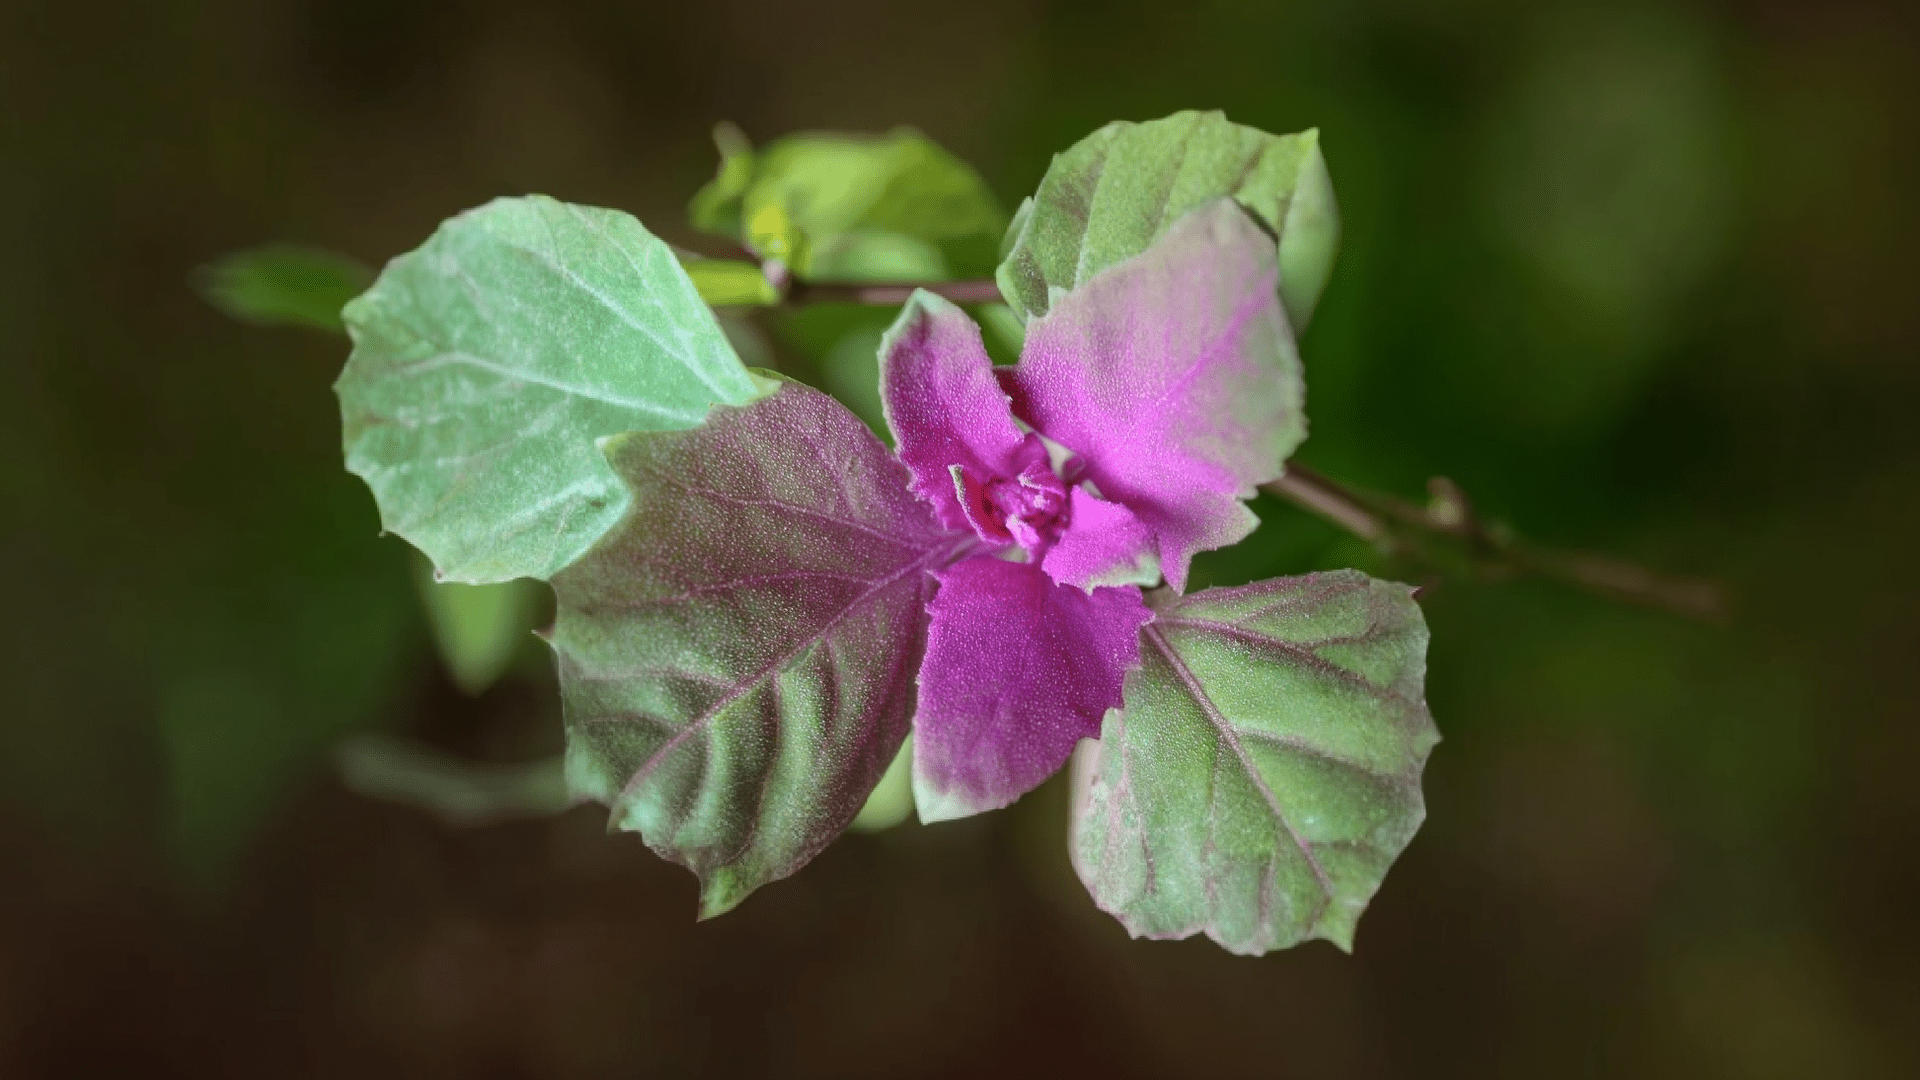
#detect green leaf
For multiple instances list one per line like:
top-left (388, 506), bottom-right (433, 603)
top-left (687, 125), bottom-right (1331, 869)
top-left (689, 125), bottom-right (1006, 283)
top-left (849, 735), bottom-right (915, 833)
top-left (549, 378), bottom-right (960, 917)
top-left (679, 257), bottom-right (779, 307)
top-left (998, 110), bottom-right (1340, 331)
top-left (337, 195), bottom-right (774, 584)
top-left (1071, 571), bottom-right (1437, 955)
top-left (197, 246), bottom-right (371, 332)
top-left (414, 557), bottom-right (542, 695)
top-left (688, 121), bottom-right (756, 237)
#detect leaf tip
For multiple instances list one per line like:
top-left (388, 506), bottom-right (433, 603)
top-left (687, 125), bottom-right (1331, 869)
top-left (1316, 905), bottom-right (1363, 955)
top-left (712, 119), bottom-right (750, 158)
top-left (695, 870), bottom-right (752, 921)
top-left (909, 765), bottom-right (986, 825)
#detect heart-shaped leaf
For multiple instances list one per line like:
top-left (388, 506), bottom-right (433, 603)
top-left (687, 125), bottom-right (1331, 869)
top-left (549, 379), bottom-right (963, 917)
top-left (1071, 570), bottom-right (1437, 955)
top-left (338, 195), bottom-right (771, 583)
top-left (998, 110), bottom-right (1339, 331)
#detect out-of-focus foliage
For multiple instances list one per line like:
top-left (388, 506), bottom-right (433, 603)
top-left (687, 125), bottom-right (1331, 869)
top-left (678, 256), bottom-right (779, 307)
top-left (196, 246), bottom-right (369, 332)
top-left (849, 736), bottom-right (915, 832)
top-left (335, 733), bottom-right (569, 826)
top-left (690, 123), bottom-right (1006, 282)
top-left (338, 195), bottom-right (772, 584)
top-left (413, 561), bottom-right (541, 697)
top-left (158, 527), bottom-right (417, 888)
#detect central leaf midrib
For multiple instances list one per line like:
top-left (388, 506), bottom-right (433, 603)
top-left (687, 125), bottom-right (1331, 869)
top-left (611, 544), bottom-right (950, 808)
top-left (1143, 623), bottom-right (1335, 922)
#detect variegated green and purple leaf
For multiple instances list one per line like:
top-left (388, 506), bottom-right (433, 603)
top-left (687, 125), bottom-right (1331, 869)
top-left (1071, 571), bottom-right (1438, 956)
top-left (997, 109), bottom-right (1340, 333)
top-left (548, 379), bottom-right (964, 917)
top-left (338, 195), bottom-right (771, 584)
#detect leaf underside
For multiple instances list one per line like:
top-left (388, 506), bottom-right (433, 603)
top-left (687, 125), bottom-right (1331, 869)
top-left (549, 379), bottom-right (959, 917)
top-left (997, 110), bottom-right (1340, 332)
top-left (337, 195), bottom-right (769, 584)
top-left (1071, 570), bottom-right (1438, 955)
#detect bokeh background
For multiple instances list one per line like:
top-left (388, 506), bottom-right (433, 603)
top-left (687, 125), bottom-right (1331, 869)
top-left (4, 0), bottom-right (1918, 1076)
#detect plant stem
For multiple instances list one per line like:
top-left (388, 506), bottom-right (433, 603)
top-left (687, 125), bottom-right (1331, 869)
top-left (708, 263), bottom-right (1723, 620)
top-left (1261, 464), bottom-right (1725, 621)
top-left (783, 278), bottom-right (1005, 306)
top-left (336, 734), bottom-right (571, 824)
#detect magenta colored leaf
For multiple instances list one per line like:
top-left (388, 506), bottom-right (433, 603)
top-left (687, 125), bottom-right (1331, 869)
top-left (912, 555), bottom-right (1152, 822)
top-left (1070, 571), bottom-right (1437, 955)
top-left (1041, 487), bottom-right (1159, 591)
top-left (1005, 199), bottom-right (1305, 592)
top-left (878, 290), bottom-right (1047, 533)
top-left (549, 379), bottom-right (964, 916)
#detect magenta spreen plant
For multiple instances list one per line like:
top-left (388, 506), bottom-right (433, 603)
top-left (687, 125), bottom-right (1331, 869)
top-left (882, 201), bottom-right (1299, 819)
top-left (234, 111), bottom-right (1443, 955)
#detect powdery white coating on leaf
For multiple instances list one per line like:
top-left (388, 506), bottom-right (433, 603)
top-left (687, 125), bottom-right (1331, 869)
top-left (548, 380), bottom-right (962, 917)
top-left (1006, 199), bottom-right (1305, 592)
top-left (1070, 570), bottom-right (1438, 955)
top-left (912, 556), bottom-right (1152, 823)
top-left (338, 195), bottom-right (768, 584)
top-left (996, 110), bottom-right (1341, 332)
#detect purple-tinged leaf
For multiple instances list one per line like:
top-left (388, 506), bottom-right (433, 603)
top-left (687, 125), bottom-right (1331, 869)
top-left (878, 290), bottom-right (1047, 533)
top-left (913, 555), bottom-right (1152, 823)
top-left (549, 379), bottom-right (963, 917)
top-left (1071, 571), bottom-right (1437, 955)
top-left (1006, 199), bottom-right (1305, 592)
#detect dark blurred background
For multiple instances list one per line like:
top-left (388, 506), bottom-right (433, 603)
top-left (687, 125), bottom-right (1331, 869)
top-left (4, 0), bottom-right (1918, 1076)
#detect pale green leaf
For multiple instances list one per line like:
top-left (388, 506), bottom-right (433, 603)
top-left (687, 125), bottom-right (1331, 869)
top-left (198, 246), bottom-right (371, 332)
top-left (550, 379), bottom-right (960, 917)
top-left (414, 556), bottom-right (541, 695)
top-left (849, 735), bottom-right (915, 832)
top-left (1071, 571), bottom-right (1437, 955)
top-left (998, 110), bottom-right (1340, 331)
top-left (690, 125), bottom-right (1006, 283)
top-left (338, 195), bottom-right (773, 584)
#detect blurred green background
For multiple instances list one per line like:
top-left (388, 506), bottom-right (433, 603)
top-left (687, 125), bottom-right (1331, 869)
top-left (4, 0), bottom-right (1917, 1076)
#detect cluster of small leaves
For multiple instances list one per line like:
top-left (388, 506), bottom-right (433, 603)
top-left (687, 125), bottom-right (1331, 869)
top-left (216, 111), bottom-right (1438, 956)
